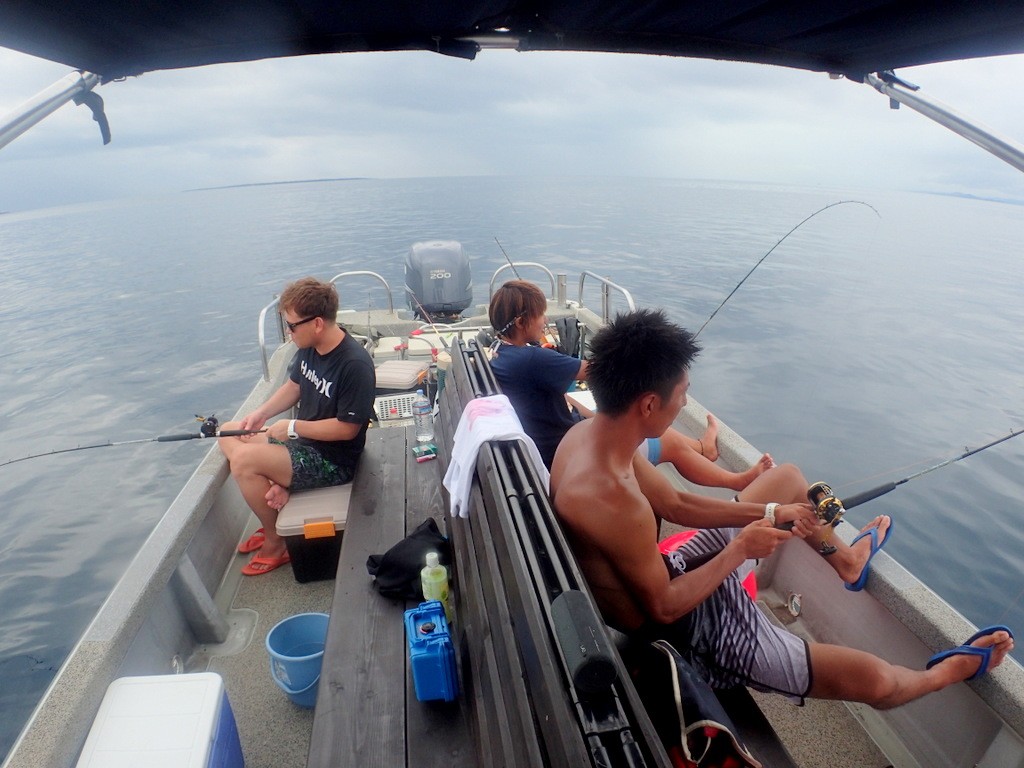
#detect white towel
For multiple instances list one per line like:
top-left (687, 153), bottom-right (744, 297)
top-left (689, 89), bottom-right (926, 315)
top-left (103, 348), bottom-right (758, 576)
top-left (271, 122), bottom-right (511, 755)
top-left (442, 394), bottom-right (549, 518)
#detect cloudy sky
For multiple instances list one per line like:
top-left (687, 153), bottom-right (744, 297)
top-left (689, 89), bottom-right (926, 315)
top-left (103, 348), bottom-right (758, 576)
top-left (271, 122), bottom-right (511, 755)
top-left (2, 44), bottom-right (1024, 212)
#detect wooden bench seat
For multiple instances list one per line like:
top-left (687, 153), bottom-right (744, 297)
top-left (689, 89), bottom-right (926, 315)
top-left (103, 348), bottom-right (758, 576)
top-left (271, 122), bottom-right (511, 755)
top-left (434, 341), bottom-right (668, 767)
top-left (307, 425), bottom-right (473, 768)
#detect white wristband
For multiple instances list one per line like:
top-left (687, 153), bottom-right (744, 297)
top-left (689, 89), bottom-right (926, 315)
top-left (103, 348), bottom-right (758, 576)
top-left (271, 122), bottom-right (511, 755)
top-left (287, 419), bottom-right (298, 440)
top-left (764, 503), bottom-right (779, 526)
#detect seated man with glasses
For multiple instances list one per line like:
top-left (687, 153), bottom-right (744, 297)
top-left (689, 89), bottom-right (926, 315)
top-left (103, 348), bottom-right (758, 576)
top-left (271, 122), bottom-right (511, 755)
top-left (219, 276), bottom-right (376, 575)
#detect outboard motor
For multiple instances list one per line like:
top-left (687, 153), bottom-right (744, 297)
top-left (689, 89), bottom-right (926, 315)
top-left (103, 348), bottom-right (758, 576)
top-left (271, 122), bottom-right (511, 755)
top-left (404, 240), bottom-right (472, 322)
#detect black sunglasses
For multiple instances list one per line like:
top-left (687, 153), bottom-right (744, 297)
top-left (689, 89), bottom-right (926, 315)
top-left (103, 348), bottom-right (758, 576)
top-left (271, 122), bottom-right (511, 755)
top-left (285, 316), bottom-right (317, 332)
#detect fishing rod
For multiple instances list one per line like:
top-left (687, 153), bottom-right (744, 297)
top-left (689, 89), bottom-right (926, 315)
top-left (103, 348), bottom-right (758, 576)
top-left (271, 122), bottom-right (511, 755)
top-left (779, 428), bottom-right (1024, 540)
top-left (494, 237), bottom-right (523, 279)
top-left (694, 200), bottom-right (881, 339)
top-left (405, 289), bottom-right (451, 351)
top-left (1, 415), bottom-right (265, 469)
top-left (838, 427), bottom-right (1024, 510)
top-left (493, 237), bottom-right (565, 347)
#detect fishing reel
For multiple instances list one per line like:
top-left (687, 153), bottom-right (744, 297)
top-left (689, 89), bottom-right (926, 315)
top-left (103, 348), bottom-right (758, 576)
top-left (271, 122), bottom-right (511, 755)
top-left (806, 481), bottom-right (847, 557)
top-left (196, 414), bottom-right (220, 438)
top-left (806, 481), bottom-right (846, 527)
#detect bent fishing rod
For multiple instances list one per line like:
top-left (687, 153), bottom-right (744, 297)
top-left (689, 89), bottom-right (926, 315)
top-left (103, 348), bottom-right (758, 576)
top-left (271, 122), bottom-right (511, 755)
top-left (694, 200), bottom-right (881, 339)
top-left (0, 414), bottom-right (265, 469)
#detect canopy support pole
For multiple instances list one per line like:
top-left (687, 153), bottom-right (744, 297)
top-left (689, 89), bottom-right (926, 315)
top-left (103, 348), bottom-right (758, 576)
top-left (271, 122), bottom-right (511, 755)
top-left (0, 70), bottom-right (107, 151)
top-left (863, 71), bottom-right (1024, 174)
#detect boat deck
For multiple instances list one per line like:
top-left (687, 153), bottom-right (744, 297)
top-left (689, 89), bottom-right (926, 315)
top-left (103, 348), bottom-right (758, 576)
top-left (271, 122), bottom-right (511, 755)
top-left (210, 345), bottom-right (888, 768)
top-left (308, 423), bottom-right (473, 767)
top-left (207, 560), bottom-right (330, 767)
top-left (7, 281), bottom-right (1024, 768)
top-left (207, 424), bottom-right (474, 768)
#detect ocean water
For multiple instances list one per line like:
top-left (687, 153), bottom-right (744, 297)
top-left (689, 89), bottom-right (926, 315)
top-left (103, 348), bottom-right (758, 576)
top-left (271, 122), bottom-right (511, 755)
top-left (1, 177), bottom-right (1022, 758)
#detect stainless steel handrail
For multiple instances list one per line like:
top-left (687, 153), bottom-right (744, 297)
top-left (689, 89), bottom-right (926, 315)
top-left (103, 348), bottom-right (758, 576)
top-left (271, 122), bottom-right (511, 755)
top-left (489, 263), bottom-right (557, 298)
top-left (328, 270), bottom-right (394, 312)
top-left (257, 298), bottom-right (284, 381)
top-left (577, 271), bottom-right (636, 323)
top-left (258, 271), bottom-right (394, 380)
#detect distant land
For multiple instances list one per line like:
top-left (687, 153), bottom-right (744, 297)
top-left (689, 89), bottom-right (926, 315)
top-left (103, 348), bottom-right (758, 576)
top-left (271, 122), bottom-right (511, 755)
top-left (185, 177), bottom-right (366, 193)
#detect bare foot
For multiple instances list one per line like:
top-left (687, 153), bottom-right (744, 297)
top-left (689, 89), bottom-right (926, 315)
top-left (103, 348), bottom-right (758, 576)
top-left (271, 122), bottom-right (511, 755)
top-left (731, 453), bottom-right (776, 490)
top-left (928, 628), bottom-right (1015, 684)
top-left (266, 482), bottom-right (291, 511)
top-left (836, 515), bottom-right (891, 585)
top-left (700, 414), bottom-right (720, 462)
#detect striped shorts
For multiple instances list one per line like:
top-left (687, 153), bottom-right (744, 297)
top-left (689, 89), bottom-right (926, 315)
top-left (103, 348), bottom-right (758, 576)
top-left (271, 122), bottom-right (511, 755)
top-left (637, 528), bottom-right (812, 703)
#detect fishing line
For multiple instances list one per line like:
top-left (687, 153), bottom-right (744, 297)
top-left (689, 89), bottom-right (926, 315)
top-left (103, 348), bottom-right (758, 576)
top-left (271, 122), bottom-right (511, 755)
top-left (997, 581), bottom-right (1024, 625)
top-left (830, 451), bottom-right (959, 495)
top-left (1, 415), bottom-right (265, 469)
top-left (693, 200), bottom-right (881, 339)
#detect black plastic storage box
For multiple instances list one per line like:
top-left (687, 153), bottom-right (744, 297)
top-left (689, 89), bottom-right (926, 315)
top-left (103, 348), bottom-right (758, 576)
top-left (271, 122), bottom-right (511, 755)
top-left (274, 484), bottom-right (352, 583)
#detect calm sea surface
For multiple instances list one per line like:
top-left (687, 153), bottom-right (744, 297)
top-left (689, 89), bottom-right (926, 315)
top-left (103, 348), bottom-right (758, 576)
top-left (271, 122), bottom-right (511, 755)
top-left (1, 177), bottom-right (1023, 757)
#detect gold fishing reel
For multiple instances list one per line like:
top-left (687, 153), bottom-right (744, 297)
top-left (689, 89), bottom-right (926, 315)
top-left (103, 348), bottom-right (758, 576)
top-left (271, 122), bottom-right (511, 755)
top-left (806, 481), bottom-right (846, 527)
top-left (806, 482), bottom-right (847, 557)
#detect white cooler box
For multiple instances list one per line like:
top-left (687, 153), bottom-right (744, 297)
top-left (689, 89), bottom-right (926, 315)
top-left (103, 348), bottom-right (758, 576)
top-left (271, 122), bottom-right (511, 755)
top-left (374, 359), bottom-right (429, 391)
top-left (76, 672), bottom-right (244, 768)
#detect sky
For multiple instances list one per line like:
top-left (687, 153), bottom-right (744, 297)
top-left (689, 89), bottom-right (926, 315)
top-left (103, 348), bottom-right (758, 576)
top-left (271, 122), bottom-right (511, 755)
top-left (2, 45), bottom-right (1024, 212)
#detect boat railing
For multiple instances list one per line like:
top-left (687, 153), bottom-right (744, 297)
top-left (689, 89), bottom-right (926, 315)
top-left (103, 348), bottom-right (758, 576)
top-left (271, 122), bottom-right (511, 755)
top-left (257, 270), bottom-right (395, 380)
top-left (257, 297), bottom-right (284, 381)
top-left (577, 271), bottom-right (636, 323)
top-left (328, 270), bottom-right (395, 313)
top-left (488, 262), bottom-right (557, 298)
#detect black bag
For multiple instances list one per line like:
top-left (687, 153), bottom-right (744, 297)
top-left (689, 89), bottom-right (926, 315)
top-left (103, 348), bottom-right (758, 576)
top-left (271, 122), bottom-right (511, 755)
top-left (366, 517), bottom-right (452, 599)
top-left (632, 639), bottom-right (761, 768)
top-left (554, 317), bottom-right (582, 358)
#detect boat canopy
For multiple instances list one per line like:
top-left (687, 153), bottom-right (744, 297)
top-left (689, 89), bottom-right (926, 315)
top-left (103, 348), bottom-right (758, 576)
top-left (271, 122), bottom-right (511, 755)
top-left (3, 1), bottom-right (1024, 81)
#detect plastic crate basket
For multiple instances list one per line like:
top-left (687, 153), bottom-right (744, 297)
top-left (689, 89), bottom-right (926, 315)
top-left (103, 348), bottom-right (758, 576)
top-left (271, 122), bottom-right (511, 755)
top-left (375, 393), bottom-right (418, 421)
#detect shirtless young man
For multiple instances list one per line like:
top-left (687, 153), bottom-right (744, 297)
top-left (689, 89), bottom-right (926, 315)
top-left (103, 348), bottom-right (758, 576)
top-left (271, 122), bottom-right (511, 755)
top-left (550, 308), bottom-right (1013, 706)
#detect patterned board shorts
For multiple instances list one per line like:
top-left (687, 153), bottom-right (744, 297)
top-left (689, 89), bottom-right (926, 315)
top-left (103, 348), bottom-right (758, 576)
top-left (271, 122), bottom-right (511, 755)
top-left (640, 527), bottom-right (812, 703)
top-left (271, 438), bottom-right (354, 491)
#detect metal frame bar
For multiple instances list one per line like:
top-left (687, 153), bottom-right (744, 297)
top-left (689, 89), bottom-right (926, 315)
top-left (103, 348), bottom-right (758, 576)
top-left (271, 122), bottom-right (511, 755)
top-left (577, 271), bottom-right (637, 323)
top-left (0, 71), bottom-right (101, 150)
top-left (864, 73), bottom-right (1024, 174)
top-left (489, 262), bottom-right (557, 299)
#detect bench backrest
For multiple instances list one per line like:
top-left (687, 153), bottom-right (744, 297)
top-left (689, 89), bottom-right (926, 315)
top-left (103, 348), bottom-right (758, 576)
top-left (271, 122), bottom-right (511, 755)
top-left (435, 339), bottom-right (669, 768)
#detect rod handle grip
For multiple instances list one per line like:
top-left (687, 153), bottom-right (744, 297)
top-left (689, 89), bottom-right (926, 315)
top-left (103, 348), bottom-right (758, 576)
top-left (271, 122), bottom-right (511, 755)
top-left (156, 433), bottom-right (198, 442)
top-left (843, 482), bottom-right (897, 509)
top-left (216, 429), bottom-right (259, 437)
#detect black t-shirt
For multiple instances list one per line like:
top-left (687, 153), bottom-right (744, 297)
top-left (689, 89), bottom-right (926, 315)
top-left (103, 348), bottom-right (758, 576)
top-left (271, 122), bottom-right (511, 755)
top-left (288, 329), bottom-right (376, 470)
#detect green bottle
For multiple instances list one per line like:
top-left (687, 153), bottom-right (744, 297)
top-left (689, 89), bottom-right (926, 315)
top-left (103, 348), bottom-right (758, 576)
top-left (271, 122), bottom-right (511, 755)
top-left (420, 551), bottom-right (452, 623)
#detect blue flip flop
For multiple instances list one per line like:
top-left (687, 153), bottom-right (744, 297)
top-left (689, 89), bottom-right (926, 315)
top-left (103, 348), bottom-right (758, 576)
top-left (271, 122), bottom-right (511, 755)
top-left (845, 517), bottom-right (894, 592)
top-left (926, 625), bottom-right (1014, 680)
